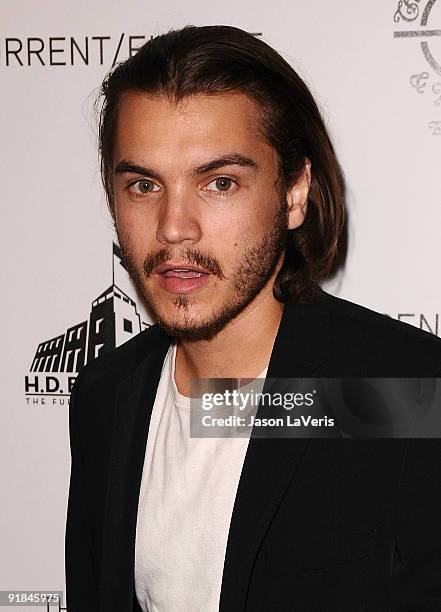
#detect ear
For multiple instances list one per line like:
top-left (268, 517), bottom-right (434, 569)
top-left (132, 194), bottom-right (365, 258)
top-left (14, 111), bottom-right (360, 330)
top-left (286, 158), bottom-right (311, 230)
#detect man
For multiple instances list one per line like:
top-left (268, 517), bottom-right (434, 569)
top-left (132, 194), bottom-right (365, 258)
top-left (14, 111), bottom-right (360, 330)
top-left (65, 25), bottom-right (441, 611)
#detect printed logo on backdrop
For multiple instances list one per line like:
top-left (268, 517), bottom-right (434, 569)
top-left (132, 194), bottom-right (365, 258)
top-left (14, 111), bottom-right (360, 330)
top-left (393, 0), bottom-right (441, 134)
top-left (24, 243), bottom-right (152, 406)
top-left (1, 32), bottom-right (262, 68)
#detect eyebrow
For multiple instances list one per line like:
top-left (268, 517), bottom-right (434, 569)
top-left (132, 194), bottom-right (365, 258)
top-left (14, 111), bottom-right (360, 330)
top-left (113, 153), bottom-right (258, 179)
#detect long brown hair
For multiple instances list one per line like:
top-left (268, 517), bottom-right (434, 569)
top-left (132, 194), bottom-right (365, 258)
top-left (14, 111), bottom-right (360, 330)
top-left (97, 25), bottom-right (346, 302)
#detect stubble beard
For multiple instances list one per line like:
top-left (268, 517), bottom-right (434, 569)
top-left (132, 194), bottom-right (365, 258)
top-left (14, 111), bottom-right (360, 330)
top-left (116, 201), bottom-right (288, 342)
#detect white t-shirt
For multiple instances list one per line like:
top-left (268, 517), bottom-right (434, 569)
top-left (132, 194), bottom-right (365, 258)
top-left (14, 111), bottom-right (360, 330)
top-left (134, 342), bottom-right (268, 612)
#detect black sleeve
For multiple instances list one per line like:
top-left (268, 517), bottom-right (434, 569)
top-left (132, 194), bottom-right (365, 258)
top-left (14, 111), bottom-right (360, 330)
top-left (391, 437), bottom-right (441, 610)
top-left (65, 372), bottom-right (100, 612)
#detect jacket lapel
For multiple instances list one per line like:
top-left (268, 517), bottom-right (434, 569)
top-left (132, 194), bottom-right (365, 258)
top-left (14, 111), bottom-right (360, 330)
top-left (219, 292), bottom-right (334, 611)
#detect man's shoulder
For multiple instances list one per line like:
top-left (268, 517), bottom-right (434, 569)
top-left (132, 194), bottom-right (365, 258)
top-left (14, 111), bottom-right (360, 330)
top-left (324, 291), bottom-right (439, 343)
top-left (322, 291), bottom-right (441, 374)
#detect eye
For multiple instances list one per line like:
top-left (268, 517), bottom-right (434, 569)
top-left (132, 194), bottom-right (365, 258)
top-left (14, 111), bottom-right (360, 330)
top-left (204, 176), bottom-right (237, 194)
top-left (129, 179), bottom-right (160, 195)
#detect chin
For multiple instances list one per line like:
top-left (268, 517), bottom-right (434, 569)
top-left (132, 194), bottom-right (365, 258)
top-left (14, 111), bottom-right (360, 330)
top-left (150, 281), bottom-right (263, 341)
top-left (153, 304), bottom-right (231, 341)
top-left (156, 320), bottom-right (224, 342)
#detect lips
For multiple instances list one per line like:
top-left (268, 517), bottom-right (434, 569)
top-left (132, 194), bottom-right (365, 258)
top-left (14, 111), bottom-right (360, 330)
top-left (156, 263), bottom-right (211, 294)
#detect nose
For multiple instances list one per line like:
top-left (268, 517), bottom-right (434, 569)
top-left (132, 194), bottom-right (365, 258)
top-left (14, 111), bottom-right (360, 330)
top-left (156, 188), bottom-right (202, 245)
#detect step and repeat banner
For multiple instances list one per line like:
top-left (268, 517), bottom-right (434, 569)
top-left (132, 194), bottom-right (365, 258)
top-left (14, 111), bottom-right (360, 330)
top-left (1, 0), bottom-right (440, 609)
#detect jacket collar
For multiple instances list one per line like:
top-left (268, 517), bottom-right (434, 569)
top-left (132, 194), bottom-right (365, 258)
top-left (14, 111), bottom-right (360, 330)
top-left (265, 288), bottom-right (333, 378)
top-left (98, 289), bottom-right (334, 611)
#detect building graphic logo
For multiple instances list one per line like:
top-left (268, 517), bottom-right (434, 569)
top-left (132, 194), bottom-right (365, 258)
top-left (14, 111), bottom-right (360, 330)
top-left (24, 243), bottom-right (152, 405)
top-left (393, 0), bottom-right (441, 134)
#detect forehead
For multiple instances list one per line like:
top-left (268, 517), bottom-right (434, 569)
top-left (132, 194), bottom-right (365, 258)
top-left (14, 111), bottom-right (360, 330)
top-left (113, 90), bottom-right (277, 169)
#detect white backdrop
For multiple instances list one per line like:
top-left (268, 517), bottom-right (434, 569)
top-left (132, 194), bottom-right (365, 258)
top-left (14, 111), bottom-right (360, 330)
top-left (1, 0), bottom-right (440, 609)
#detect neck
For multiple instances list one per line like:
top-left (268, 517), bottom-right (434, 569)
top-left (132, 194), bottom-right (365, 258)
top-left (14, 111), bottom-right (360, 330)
top-left (174, 286), bottom-right (283, 397)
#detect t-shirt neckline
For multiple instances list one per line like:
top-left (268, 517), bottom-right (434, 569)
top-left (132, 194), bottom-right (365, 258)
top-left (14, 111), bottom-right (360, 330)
top-left (169, 341), bottom-right (269, 413)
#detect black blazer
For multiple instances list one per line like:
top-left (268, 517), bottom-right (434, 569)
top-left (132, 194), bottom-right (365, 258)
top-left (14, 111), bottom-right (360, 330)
top-left (65, 289), bottom-right (441, 611)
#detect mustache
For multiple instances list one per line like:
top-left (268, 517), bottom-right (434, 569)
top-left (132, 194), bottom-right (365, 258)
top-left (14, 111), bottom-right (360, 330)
top-left (142, 247), bottom-right (226, 279)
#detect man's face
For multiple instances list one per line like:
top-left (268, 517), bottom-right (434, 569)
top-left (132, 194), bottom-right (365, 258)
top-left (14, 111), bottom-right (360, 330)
top-left (112, 91), bottom-right (294, 341)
